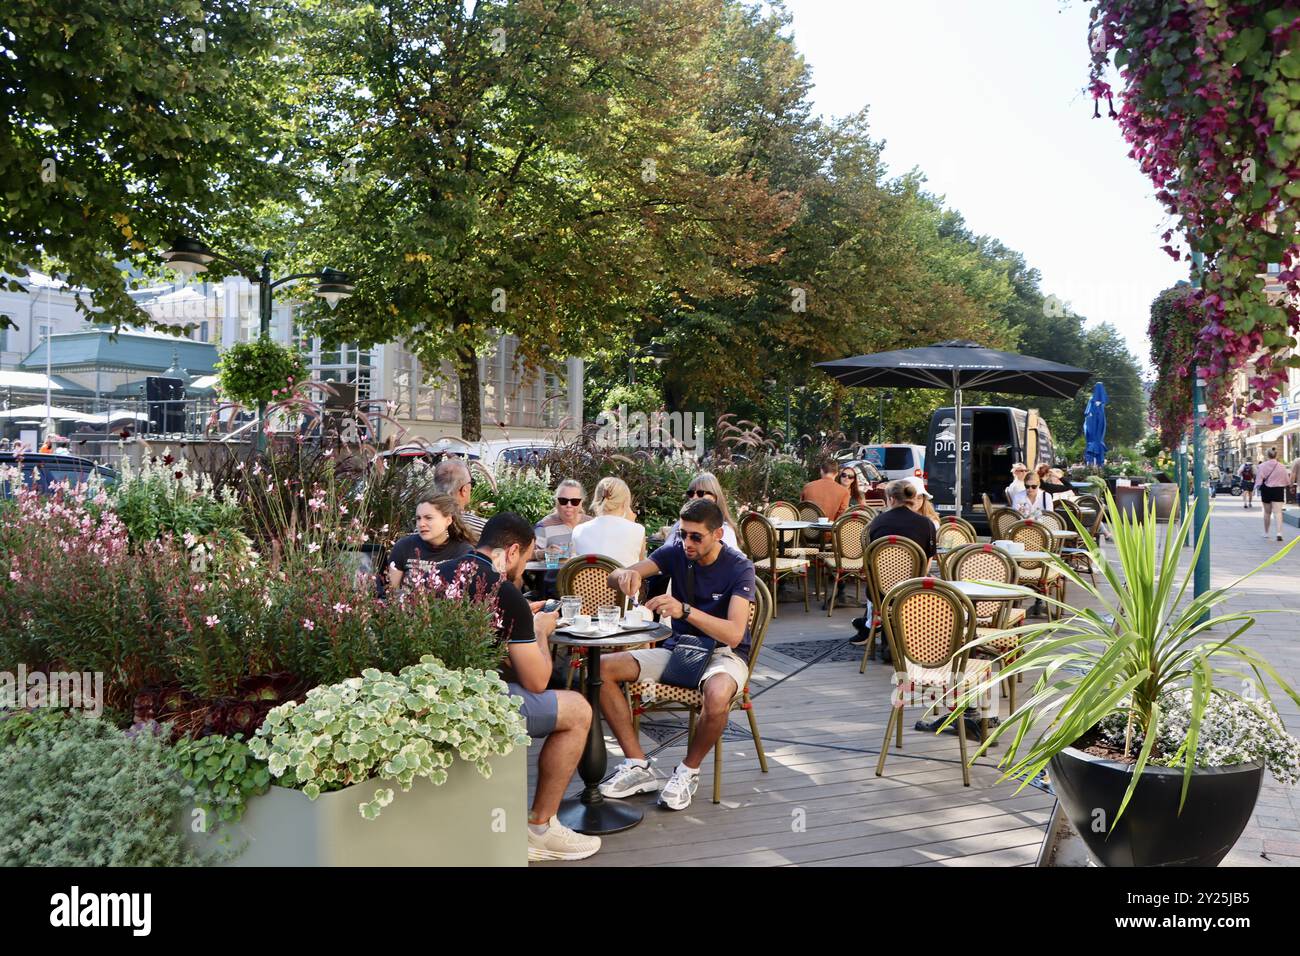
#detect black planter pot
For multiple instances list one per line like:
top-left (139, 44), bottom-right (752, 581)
top-left (1050, 746), bottom-right (1263, 867)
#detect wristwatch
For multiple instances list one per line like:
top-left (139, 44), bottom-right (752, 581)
top-left (679, 603), bottom-right (692, 621)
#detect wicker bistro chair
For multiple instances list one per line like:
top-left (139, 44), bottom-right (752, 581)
top-left (1054, 500), bottom-right (1098, 586)
top-left (1006, 519), bottom-right (1064, 619)
top-left (797, 500), bottom-right (830, 594)
top-left (1075, 494), bottom-right (1106, 537)
top-left (859, 535), bottom-right (928, 673)
top-left (739, 511), bottom-right (810, 616)
top-left (876, 578), bottom-right (995, 787)
top-left (944, 543), bottom-right (1026, 711)
top-left (936, 516), bottom-right (977, 551)
top-left (628, 578), bottom-right (774, 804)
top-left (556, 553), bottom-right (631, 690)
top-left (1034, 510), bottom-right (1064, 535)
top-left (819, 511), bottom-right (872, 617)
top-left (988, 506), bottom-right (1022, 541)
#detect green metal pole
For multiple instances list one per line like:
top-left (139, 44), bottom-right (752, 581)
top-left (256, 252), bottom-right (272, 454)
top-left (1191, 249), bottom-right (1210, 600)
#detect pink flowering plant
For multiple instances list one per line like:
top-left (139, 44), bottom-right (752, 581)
top-left (1089, 3), bottom-right (1300, 426)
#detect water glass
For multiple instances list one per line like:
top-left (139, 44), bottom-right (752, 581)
top-left (560, 595), bottom-right (582, 622)
top-left (545, 544), bottom-right (561, 569)
top-left (597, 605), bottom-right (620, 632)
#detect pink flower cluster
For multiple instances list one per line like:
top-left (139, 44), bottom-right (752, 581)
top-left (1090, 2), bottom-right (1300, 429)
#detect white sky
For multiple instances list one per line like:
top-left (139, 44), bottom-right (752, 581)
top-left (783, 0), bottom-right (1187, 369)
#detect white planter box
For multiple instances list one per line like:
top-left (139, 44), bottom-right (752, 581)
top-left (187, 749), bottom-right (527, 866)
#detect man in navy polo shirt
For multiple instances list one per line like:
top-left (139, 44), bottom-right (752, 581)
top-left (596, 497), bottom-right (756, 811)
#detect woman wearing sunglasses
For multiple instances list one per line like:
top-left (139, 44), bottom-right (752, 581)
top-left (1011, 475), bottom-right (1053, 519)
top-left (661, 472), bottom-right (739, 550)
top-left (533, 479), bottom-right (592, 561)
top-left (838, 466), bottom-right (868, 508)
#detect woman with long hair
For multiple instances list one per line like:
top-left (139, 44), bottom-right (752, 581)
top-left (571, 476), bottom-right (646, 566)
top-left (385, 493), bottom-right (478, 593)
top-left (838, 465), bottom-right (868, 507)
top-left (662, 471), bottom-right (739, 549)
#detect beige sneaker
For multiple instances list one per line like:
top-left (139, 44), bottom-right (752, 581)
top-left (527, 816), bottom-right (601, 862)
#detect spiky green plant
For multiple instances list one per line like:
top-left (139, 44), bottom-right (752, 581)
top-left (953, 489), bottom-right (1300, 827)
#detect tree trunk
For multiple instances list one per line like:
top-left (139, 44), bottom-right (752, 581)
top-left (457, 344), bottom-right (482, 442)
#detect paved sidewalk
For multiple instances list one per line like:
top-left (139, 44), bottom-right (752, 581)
top-left (1200, 501), bottom-right (1300, 866)
top-left (529, 502), bottom-right (1300, 866)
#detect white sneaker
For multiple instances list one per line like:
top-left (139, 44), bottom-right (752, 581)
top-left (599, 759), bottom-right (662, 798)
top-left (657, 763), bottom-right (700, 811)
top-left (527, 816), bottom-right (601, 862)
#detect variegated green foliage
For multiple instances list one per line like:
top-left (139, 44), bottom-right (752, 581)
top-left (248, 658), bottom-right (530, 819)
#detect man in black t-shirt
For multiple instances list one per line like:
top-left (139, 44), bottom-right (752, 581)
top-left (866, 480), bottom-right (938, 559)
top-left (436, 513), bottom-right (598, 862)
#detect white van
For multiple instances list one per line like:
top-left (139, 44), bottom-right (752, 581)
top-left (855, 444), bottom-right (927, 482)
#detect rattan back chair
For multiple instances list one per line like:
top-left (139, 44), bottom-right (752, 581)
top-left (1075, 494), bottom-right (1105, 536)
top-left (877, 578), bottom-right (992, 787)
top-left (945, 543), bottom-right (1026, 711)
top-left (859, 534), bottom-right (928, 672)
top-left (988, 506), bottom-right (1021, 541)
top-left (739, 511), bottom-right (809, 616)
top-left (821, 510), bottom-right (872, 616)
top-left (1054, 498), bottom-right (1098, 586)
top-left (1007, 519), bottom-right (1063, 619)
top-left (1034, 510), bottom-right (1064, 534)
top-left (556, 553), bottom-right (627, 689)
top-left (629, 577), bottom-right (773, 804)
top-left (936, 516), bottom-right (977, 551)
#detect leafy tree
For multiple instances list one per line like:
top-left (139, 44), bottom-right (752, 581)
top-left (290, 0), bottom-right (796, 440)
top-left (1, 0), bottom-right (298, 330)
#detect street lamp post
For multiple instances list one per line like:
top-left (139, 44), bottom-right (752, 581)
top-left (161, 238), bottom-right (356, 450)
top-left (42, 279), bottom-right (54, 444)
top-left (877, 390), bottom-right (894, 443)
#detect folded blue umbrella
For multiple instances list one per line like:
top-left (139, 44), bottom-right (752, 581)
top-left (1083, 382), bottom-right (1108, 466)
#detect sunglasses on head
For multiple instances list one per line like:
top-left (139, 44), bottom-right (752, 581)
top-left (556, 497), bottom-right (582, 506)
top-left (682, 530), bottom-right (713, 543)
top-left (686, 489), bottom-right (715, 499)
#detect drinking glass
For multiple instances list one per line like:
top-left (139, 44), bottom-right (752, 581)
top-left (597, 605), bottom-right (620, 632)
top-left (560, 595), bottom-right (582, 622)
top-left (545, 544), bottom-right (561, 569)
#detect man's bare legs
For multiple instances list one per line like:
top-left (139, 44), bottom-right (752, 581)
top-left (529, 689), bottom-right (590, 825)
top-left (598, 652), bottom-right (647, 761)
top-left (598, 654), bottom-right (737, 770)
top-left (681, 673), bottom-right (737, 770)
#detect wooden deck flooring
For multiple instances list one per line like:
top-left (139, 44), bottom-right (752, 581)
top-left (531, 601), bottom-right (1054, 867)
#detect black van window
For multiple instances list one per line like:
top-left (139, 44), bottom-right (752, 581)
top-left (882, 448), bottom-right (913, 471)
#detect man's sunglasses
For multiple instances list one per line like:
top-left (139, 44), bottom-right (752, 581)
top-left (682, 530), bottom-right (713, 543)
top-left (556, 497), bottom-right (582, 506)
top-left (686, 489), bottom-right (715, 499)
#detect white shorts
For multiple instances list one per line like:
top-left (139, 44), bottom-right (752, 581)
top-left (628, 645), bottom-right (749, 694)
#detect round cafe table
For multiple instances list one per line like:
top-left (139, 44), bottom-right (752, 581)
top-left (552, 621), bottom-right (673, 835)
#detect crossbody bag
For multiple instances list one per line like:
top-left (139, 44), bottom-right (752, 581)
top-left (658, 561), bottom-right (718, 689)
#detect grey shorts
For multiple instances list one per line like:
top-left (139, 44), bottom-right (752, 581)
top-left (628, 646), bottom-right (749, 694)
top-left (508, 683), bottom-right (558, 738)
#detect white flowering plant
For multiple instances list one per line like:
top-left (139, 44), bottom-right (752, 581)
top-left (1097, 689), bottom-right (1300, 785)
top-left (247, 657), bottom-right (530, 819)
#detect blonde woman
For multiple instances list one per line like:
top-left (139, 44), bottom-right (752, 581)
top-left (533, 478), bottom-right (592, 560)
top-left (662, 472), bottom-right (739, 549)
top-left (571, 477), bottom-right (646, 567)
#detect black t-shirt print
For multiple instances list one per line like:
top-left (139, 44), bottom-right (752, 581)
top-left (388, 534), bottom-right (473, 583)
top-left (434, 553), bottom-right (536, 649)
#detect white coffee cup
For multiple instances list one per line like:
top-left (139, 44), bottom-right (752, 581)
top-left (573, 613), bottom-right (592, 631)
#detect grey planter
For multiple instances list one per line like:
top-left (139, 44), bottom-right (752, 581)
top-left (1150, 483), bottom-right (1178, 523)
top-left (187, 749), bottom-right (527, 866)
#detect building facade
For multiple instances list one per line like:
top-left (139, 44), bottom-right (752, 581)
top-left (1, 272), bottom-right (583, 445)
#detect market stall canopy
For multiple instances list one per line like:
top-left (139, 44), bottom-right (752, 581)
top-left (0, 404), bottom-right (98, 422)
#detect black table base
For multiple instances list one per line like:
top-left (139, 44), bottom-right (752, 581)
top-left (556, 642), bottom-right (644, 835)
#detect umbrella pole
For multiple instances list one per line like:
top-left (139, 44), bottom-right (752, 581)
top-left (954, 387), bottom-right (963, 523)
